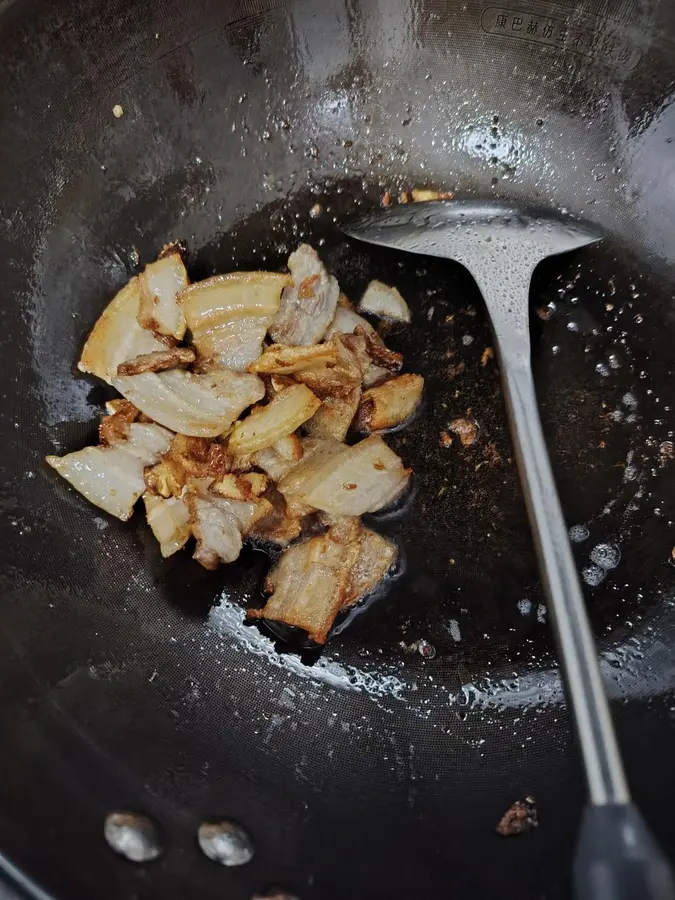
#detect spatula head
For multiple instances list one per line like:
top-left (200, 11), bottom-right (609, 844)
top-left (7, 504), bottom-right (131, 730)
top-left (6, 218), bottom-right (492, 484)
top-left (344, 200), bottom-right (604, 268)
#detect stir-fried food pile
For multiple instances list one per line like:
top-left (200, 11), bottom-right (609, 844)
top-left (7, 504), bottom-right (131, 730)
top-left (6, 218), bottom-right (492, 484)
top-left (47, 242), bottom-right (423, 643)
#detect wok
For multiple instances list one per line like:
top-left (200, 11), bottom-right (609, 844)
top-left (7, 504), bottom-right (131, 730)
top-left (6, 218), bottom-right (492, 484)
top-left (1, 0), bottom-right (675, 898)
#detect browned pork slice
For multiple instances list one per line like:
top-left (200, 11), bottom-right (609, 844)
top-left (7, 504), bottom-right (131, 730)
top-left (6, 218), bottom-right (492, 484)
top-left (46, 419), bottom-right (173, 521)
top-left (278, 434), bottom-right (410, 517)
top-left (354, 374), bottom-right (424, 432)
top-left (247, 522), bottom-right (397, 643)
top-left (78, 278), bottom-right (167, 384)
top-left (112, 369), bottom-right (265, 437)
top-left (185, 481), bottom-right (272, 570)
top-left (137, 248), bottom-right (189, 339)
top-left (269, 244), bottom-right (340, 346)
top-left (117, 347), bottom-right (196, 375)
top-left (179, 272), bottom-right (291, 371)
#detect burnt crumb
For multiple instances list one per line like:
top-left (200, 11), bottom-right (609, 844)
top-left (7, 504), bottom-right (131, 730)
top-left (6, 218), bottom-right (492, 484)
top-left (447, 361), bottom-right (465, 379)
top-left (439, 431), bottom-right (453, 448)
top-left (534, 304), bottom-right (554, 321)
top-left (475, 441), bottom-right (502, 471)
top-left (448, 417), bottom-right (478, 448)
top-left (481, 347), bottom-right (495, 367)
top-left (496, 796), bottom-right (538, 836)
top-left (659, 441), bottom-right (674, 463)
top-left (399, 638), bottom-right (436, 658)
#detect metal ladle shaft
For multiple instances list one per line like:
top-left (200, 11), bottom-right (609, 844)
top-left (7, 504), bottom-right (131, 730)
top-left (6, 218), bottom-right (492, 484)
top-left (345, 201), bottom-right (675, 900)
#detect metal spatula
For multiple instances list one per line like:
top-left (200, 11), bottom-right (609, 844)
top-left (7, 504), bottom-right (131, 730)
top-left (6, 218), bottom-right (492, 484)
top-left (344, 200), bottom-right (675, 900)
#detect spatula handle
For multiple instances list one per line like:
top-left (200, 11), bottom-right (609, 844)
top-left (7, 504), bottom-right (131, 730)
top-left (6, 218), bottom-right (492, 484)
top-left (500, 362), bottom-right (674, 899)
top-left (575, 804), bottom-right (675, 900)
top-left (500, 361), bottom-right (627, 804)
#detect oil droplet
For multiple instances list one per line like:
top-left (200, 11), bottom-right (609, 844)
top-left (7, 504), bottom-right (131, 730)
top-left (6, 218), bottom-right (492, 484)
top-left (198, 820), bottom-right (254, 866)
top-left (104, 812), bottom-right (162, 862)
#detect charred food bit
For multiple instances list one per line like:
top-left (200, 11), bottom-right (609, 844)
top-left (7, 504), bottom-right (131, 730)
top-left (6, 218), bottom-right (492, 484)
top-left (448, 417), bottom-right (478, 448)
top-left (481, 347), bottom-right (495, 367)
top-left (496, 797), bottom-right (538, 836)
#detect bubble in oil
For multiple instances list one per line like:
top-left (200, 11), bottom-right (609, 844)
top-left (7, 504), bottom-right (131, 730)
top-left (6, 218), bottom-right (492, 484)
top-left (590, 543), bottom-right (621, 570)
top-left (582, 564), bottom-right (606, 587)
top-left (569, 524), bottom-right (589, 543)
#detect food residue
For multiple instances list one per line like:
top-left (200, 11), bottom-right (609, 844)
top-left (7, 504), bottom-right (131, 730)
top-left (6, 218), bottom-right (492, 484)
top-left (448, 417), bottom-right (478, 448)
top-left (496, 797), bottom-right (538, 836)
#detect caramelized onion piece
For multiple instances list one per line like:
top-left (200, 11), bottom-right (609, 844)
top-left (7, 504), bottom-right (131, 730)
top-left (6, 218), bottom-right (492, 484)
top-left (179, 272), bottom-right (291, 371)
top-left (78, 278), bottom-right (167, 384)
top-left (112, 369), bottom-right (265, 437)
top-left (228, 384), bottom-right (320, 455)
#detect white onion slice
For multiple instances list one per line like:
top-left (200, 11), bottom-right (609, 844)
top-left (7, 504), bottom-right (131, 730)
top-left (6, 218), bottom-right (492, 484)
top-left (112, 369), bottom-right (265, 437)
top-left (46, 423), bottom-right (172, 520)
top-left (78, 278), bottom-right (167, 384)
top-left (228, 384), bottom-right (320, 455)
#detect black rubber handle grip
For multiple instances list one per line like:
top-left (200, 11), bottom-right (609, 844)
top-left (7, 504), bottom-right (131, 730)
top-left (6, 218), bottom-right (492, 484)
top-left (574, 804), bottom-right (675, 900)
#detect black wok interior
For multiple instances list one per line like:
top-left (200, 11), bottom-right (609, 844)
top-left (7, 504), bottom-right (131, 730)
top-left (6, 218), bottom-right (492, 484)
top-left (1, 0), bottom-right (675, 898)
